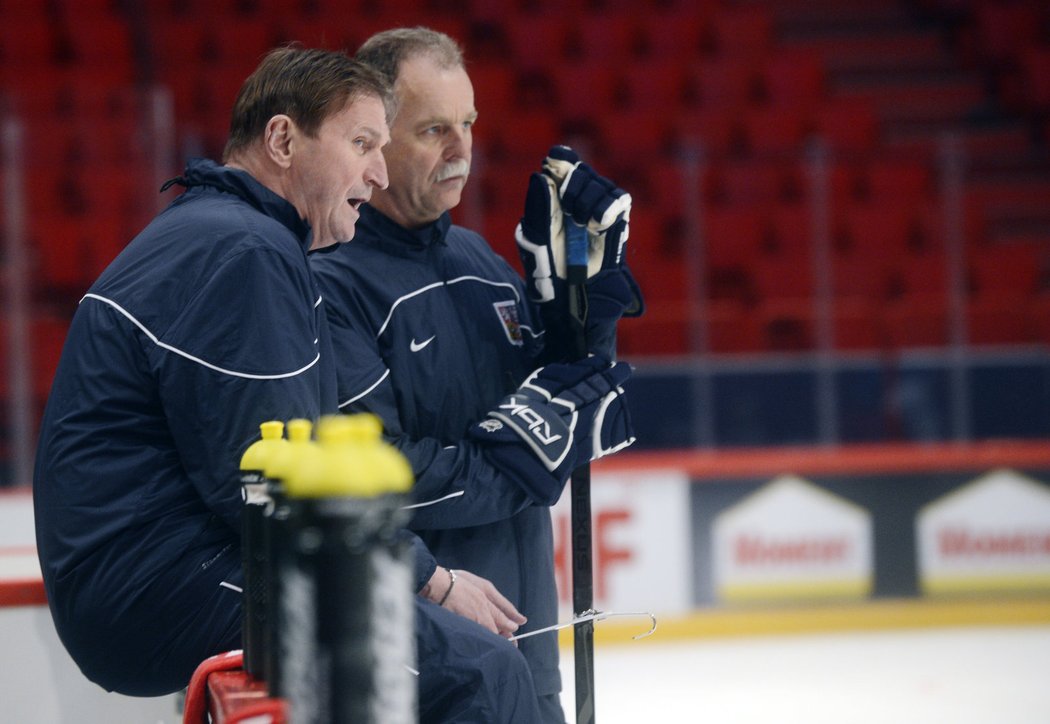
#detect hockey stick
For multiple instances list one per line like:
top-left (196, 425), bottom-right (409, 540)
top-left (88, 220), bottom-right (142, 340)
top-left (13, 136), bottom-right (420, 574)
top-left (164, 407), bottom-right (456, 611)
top-left (509, 609), bottom-right (657, 643)
top-left (565, 219), bottom-right (596, 724)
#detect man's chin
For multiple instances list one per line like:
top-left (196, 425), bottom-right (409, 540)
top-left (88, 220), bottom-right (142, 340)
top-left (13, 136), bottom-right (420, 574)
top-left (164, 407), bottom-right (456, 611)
top-left (335, 208), bottom-right (361, 243)
top-left (339, 220), bottom-right (358, 243)
top-left (438, 185), bottom-right (465, 210)
top-left (310, 222), bottom-right (358, 250)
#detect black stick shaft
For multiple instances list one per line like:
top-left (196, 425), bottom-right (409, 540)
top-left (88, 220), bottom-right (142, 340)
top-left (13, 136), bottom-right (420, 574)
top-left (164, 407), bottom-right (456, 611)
top-left (571, 463), bottom-right (595, 724)
top-left (567, 279), bottom-right (595, 724)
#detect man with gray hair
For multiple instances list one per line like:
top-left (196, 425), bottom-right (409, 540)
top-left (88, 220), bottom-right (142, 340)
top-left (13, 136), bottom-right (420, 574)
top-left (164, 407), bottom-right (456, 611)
top-left (312, 27), bottom-right (641, 722)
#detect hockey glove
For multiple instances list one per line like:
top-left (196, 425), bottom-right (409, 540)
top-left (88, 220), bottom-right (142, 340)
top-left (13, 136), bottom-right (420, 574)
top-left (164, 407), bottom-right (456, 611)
top-left (468, 356), bottom-right (635, 505)
top-left (545, 145), bottom-right (631, 273)
top-left (515, 146), bottom-right (644, 358)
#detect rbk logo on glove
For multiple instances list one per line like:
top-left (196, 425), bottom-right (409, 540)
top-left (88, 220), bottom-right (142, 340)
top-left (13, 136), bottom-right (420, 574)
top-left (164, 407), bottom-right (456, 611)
top-left (469, 356), bottom-right (635, 505)
top-left (497, 396), bottom-right (565, 445)
top-left (487, 392), bottom-right (572, 472)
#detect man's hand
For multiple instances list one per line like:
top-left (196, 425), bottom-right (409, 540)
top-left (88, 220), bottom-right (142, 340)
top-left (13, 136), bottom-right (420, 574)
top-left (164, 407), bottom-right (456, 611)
top-left (468, 355), bottom-right (635, 505)
top-left (516, 145), bottom-right (633, 296)
top-left (515, 146), bottom-right (644, 359)
top-left (543, 145), bottom-right (632, 278)
top-left (422, 567), bottom-right (526, 639)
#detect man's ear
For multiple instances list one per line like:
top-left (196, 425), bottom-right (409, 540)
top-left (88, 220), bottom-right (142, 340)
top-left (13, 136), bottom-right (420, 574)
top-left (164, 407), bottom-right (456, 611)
top-left (263, 114), bottom-right (295, 169)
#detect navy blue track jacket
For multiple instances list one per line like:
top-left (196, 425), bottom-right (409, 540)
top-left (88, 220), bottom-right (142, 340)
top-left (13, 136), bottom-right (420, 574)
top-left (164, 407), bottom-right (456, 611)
top-left (310, 205), bottom-right (563, 698)
top-left (30, 160), bottom-right (447, 696)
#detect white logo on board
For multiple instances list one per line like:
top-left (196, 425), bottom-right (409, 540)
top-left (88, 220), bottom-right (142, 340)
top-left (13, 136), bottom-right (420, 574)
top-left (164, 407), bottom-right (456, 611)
top-left (713, 475), bottom-right (873, 603)
top-left (917, 468), bottom-right (1050, 595)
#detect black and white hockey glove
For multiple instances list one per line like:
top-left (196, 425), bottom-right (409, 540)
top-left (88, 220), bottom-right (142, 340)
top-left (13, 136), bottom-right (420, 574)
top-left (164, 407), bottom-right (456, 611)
top-left (515, 146), bottom-right (644, 359)
top-left (468, 356), bottom-right (635, 505)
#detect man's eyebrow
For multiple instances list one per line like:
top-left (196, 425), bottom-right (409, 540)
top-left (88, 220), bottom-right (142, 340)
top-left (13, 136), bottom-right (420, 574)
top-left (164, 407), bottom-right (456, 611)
top-left (415, 115), bottom-right (448, 129)
top-left (416, 110), bottom-right (479, 129)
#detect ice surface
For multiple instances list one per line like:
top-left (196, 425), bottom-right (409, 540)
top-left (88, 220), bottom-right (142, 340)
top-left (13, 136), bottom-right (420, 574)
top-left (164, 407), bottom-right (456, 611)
top-left (559, 626), bottom-right (1050, 723)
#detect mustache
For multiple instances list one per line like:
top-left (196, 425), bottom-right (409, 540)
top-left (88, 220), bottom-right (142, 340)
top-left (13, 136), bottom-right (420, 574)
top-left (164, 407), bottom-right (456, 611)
top-left (435, 159), bottom-right (470, 182)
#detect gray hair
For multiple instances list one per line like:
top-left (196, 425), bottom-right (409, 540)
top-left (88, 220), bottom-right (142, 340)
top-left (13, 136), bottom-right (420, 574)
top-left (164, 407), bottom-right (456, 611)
top-left (355, 27), bottom-right (465, 86)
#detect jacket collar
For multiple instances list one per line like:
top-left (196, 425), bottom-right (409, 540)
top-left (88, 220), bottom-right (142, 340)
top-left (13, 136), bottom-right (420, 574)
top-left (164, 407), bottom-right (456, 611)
top-left (358, 203), bottom-right (452, 251)
top-left (164, 158), bottom-right (313, 250)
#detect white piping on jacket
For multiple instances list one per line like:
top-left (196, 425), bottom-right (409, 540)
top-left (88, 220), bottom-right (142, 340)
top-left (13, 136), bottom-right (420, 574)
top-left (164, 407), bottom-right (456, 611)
top-left (82, 293), bottom-right (319, 379)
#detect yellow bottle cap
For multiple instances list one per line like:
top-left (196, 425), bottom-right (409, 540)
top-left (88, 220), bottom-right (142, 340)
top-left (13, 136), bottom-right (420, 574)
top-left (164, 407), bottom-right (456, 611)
top-left (263, 418), bottom-right (313, 483)
top-left (239, 420), bottom-right (287, 472)
top-left (287, 413), bottom-right (413, 498)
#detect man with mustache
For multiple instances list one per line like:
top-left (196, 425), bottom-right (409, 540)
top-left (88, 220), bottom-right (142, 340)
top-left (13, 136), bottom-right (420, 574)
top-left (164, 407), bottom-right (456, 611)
top-left (33, 45), bottom-right (544, 722)
top-left (311, 27), bottom-right (640, 722)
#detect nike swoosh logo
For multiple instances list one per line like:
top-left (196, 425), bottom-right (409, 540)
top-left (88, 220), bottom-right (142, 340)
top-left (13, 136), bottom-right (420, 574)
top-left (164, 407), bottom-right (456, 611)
top-left (410, 336), bottom-right (435, 352)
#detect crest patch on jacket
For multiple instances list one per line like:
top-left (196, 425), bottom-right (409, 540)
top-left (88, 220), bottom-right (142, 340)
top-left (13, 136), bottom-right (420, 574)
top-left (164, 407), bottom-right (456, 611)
top-left (493, 300), bottom-right (524, 346)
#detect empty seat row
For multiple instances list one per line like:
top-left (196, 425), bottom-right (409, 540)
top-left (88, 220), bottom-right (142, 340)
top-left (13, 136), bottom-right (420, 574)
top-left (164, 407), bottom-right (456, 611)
top-left (6, 0), bottom-right (1049, 363)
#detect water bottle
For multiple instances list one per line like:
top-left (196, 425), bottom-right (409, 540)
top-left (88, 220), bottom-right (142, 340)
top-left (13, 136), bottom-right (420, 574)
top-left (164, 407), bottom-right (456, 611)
top-left (261, 418), bottom-right (316, 696)
top-left (238, 420), bottom-right (286, 679)
top-left (280, 413), bottom-right (415, 724)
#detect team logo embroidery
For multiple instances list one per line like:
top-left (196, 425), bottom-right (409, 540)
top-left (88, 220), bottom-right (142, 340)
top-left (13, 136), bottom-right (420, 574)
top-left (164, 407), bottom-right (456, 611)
top-left (493, 300), bottom-right (524, 346)
top-left (478, 419), bottom-right (503, 433)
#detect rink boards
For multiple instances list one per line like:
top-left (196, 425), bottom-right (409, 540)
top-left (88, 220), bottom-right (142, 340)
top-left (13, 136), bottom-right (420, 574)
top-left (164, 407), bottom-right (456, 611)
top-left (555, 441), bottom-right (1050, 639)
top-left (4, 440), bottom-right (1050, 687)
